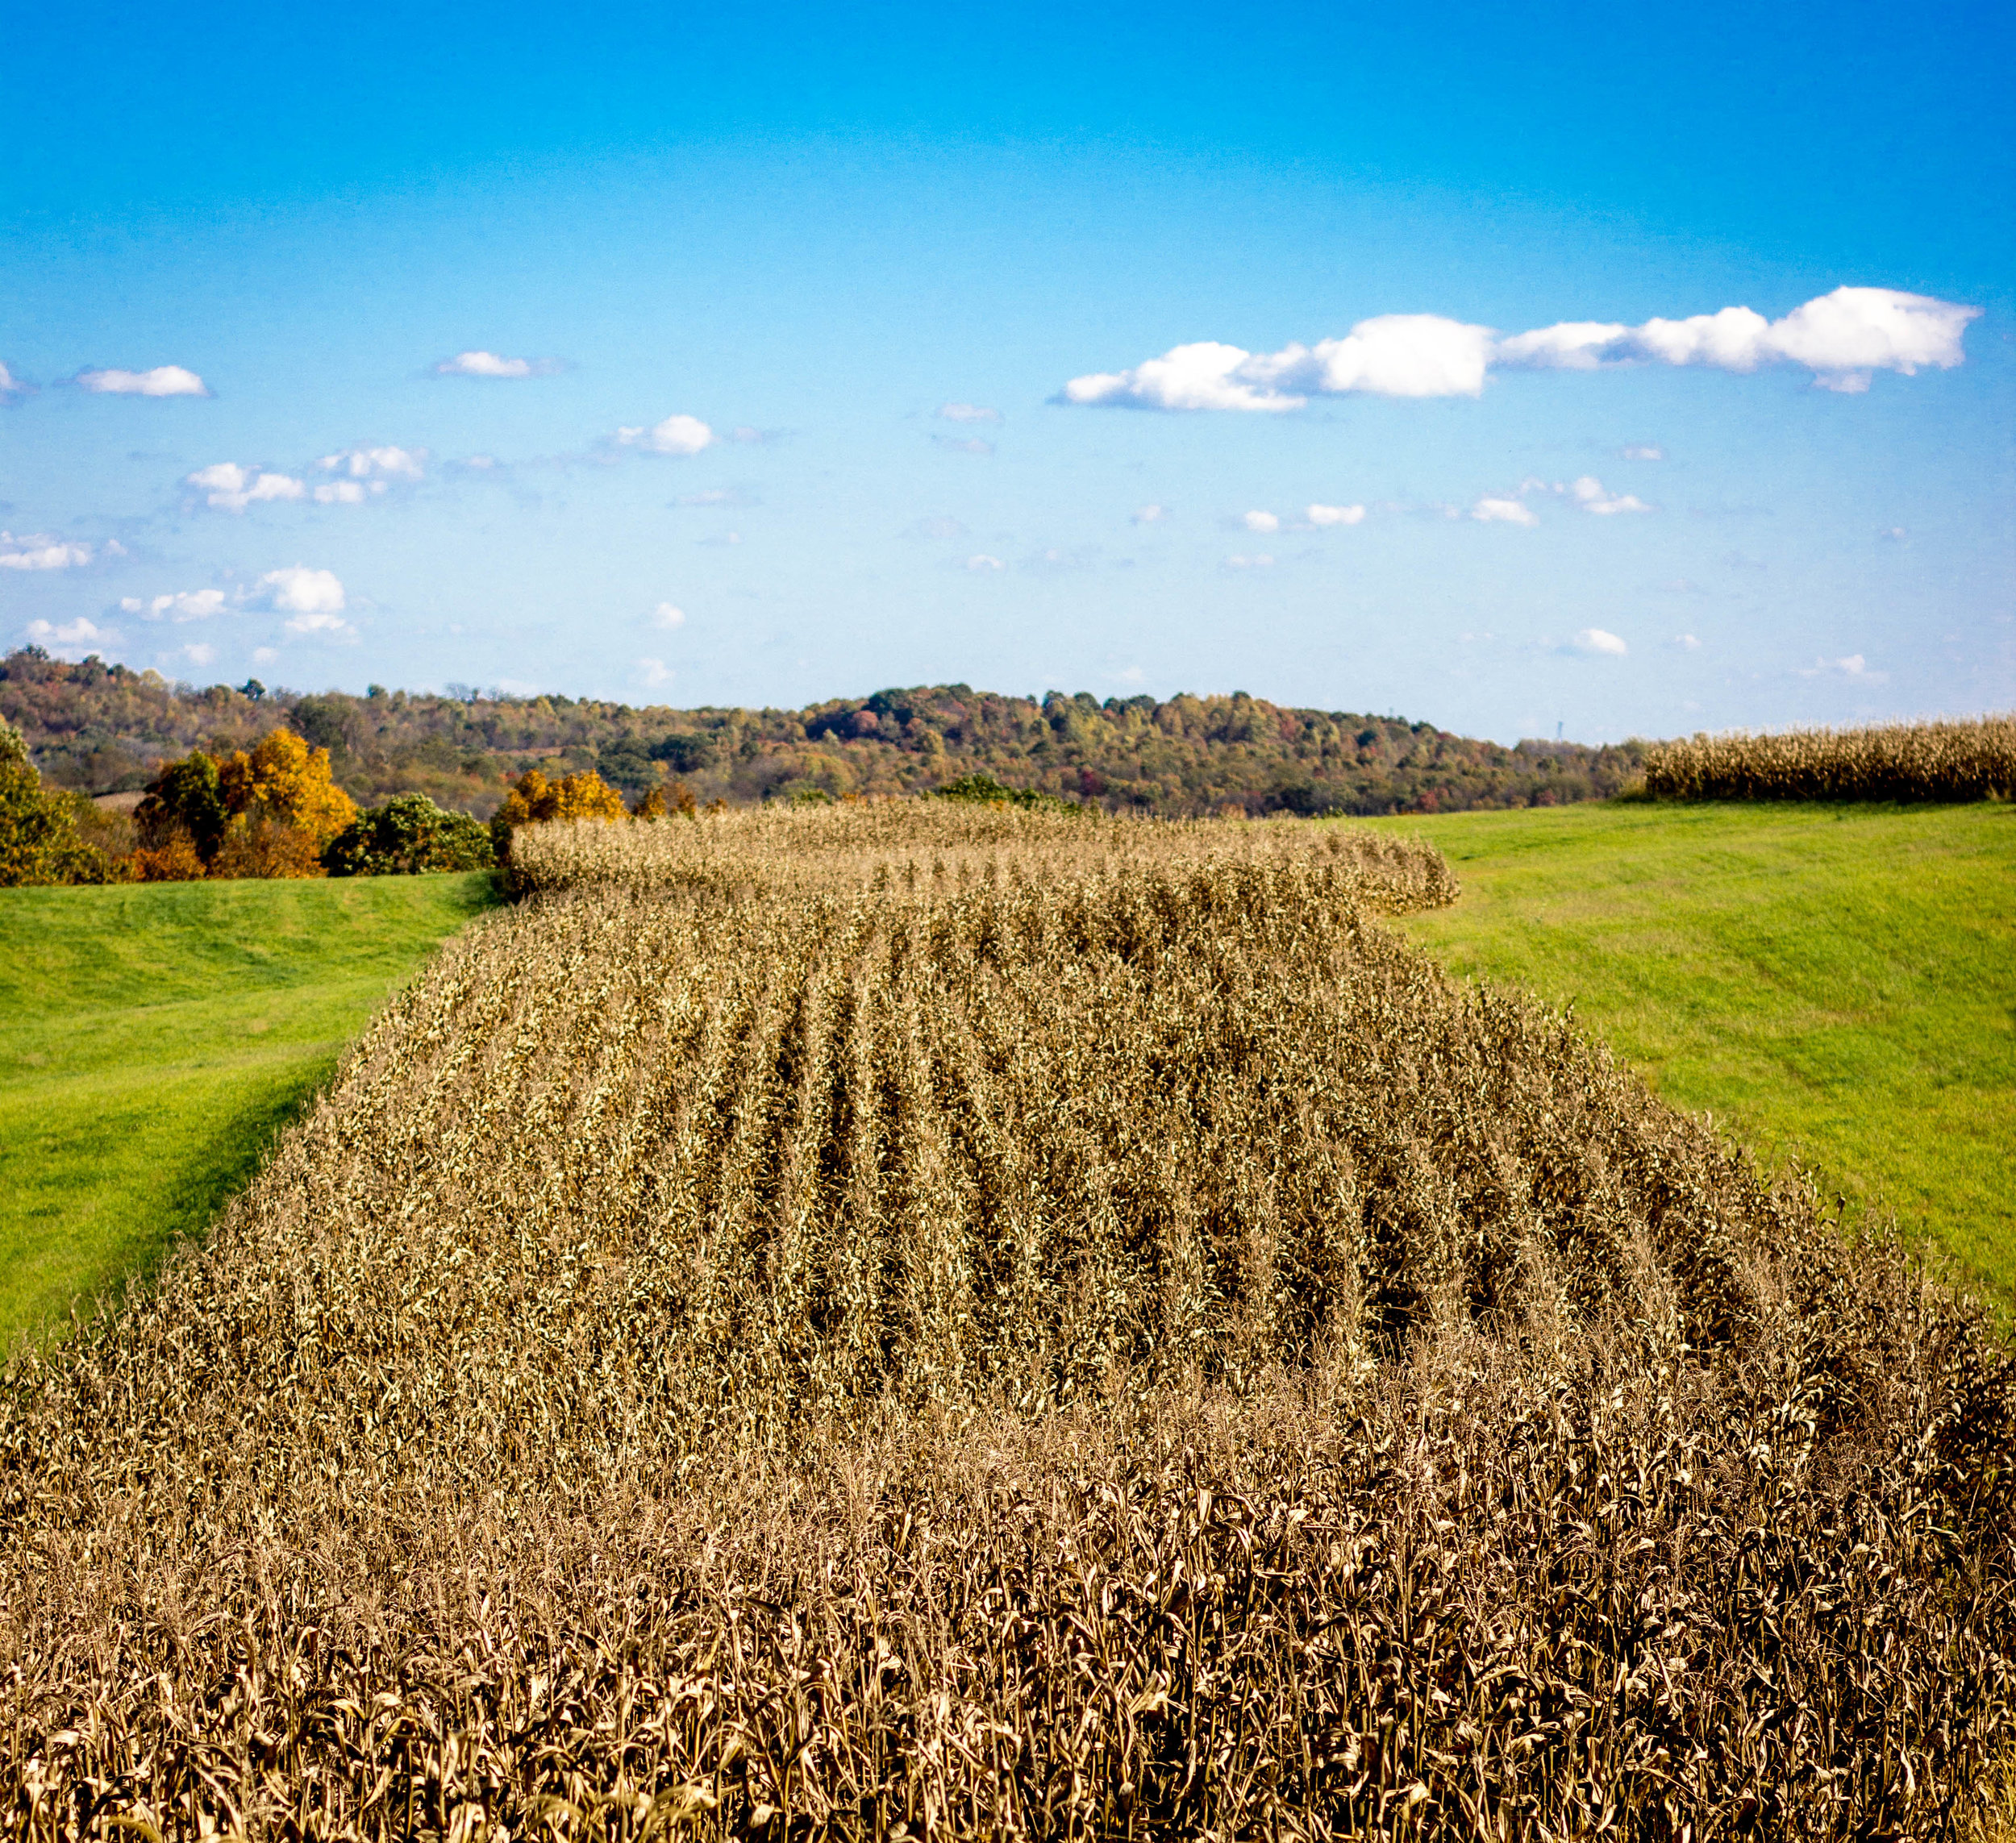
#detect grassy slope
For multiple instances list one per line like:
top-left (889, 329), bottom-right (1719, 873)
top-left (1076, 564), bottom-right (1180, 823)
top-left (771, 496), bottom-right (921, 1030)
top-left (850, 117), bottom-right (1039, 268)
top-left (1366, 800), bottom-right (2016, 1300)
top-left (0, 873), bottom-right (497, 1346)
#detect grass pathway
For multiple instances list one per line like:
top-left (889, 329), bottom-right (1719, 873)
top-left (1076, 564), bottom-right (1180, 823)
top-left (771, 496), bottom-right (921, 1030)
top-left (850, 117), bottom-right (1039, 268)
top-left (1368, 800), bottom-right (2016, 1300)
top-left (0, 872), bottom-right (497, 1346)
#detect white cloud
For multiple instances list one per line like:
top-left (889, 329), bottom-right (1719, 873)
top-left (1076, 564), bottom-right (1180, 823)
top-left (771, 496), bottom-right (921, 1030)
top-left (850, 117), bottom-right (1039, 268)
top-left (652, 601), bottom-right (686, 628)
top-left (1241, 510), bottom-right (1280, 534)
top-left (937, 402), bottom-right (1001, 423)
top-left (1063, 288), bottom-right (1978, 412)
top-left (1567, 476), bottom-right (1652, 515)
top-left (964, 554), bottom-right (1006, 572)
top-left (178, 642), bottom-right (217, 667)
top-left (319, 444), bottom-right (424, 480)
top-left (77, 364), bottom-right (210, 397)
top-left (1803, 652), bottom-right (1886, 681)
top-left (23, 616), bottom-right (115, 655)
top-left (285, 609), bottom-right (356, 640)
top-left (1621, 444), bottom-right (1664, 461)
top-left (433, 351), bottom-right (561, 378)
top-left (0, 532), bottom-right (93, 569)
top-left (0, 361), bottom-right (30, 401)
top-left (1572, 628), bottom-right (1629, 656)
top-left (1064, 341), bottom-right (1303, 414)
top-left (614, 413), bottom-right (714, 456)
top-left (313, 481), bottom-right (375, 504)
top-left (1471, 497), bottom-right (1537, 526)
top-left (1131, 504), bottom-right (1165, 525)
top-left (635, 657), bottom-right (673, 687)
top-left (119, 589), bottom-right (228, 622)
top-left (1223, 552), bottom-right (1275, 569)
top-left (254, 565), bottom-right (346, 618)
top-left (1500, 287), bottom-right (1977, 391)
top-left (1306, 502), bottom-right (1366, 527)
top-left (1064, 316), bottom-right (1497, 412)
top-left (1671, 633), bottom-right (1703, 651)
top-left (187, 461), bottom-right (306, 511)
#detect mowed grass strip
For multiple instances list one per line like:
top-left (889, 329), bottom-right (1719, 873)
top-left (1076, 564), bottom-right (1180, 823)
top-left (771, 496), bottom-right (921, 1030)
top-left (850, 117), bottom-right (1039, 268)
top-left (1366, 799), bottom-right (2016, 1300)
top-left (0, 872), bottom-right (498, 1346)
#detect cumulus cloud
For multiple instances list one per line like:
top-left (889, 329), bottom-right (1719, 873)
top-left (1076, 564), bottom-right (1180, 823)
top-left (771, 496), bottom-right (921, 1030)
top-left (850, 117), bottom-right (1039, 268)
top-left (1567, 475), bottom-right (1652, 515)
top-left (24, 617), bottom-right (114, 655)
top-left (1572, 628), bottom-right (1629, 656)
top-left (965, 554), bottom-right (1006, 572)
top-left (614, 414), bottom-right (714, 456)
top-left (1471, 498), bottom-right (1537, 526)
top-left (187, 462), bottom-right (306, 512)
top-left (1223, 552), bottom-right (1275, 569)
top-left (1064, 316), bottom-right (1495, 412)
top-left (1131, 504), bottom-right (1165, 525)
top-left (433, 351), bottom-right (563, 378)
top-left (1306, 502), bottom-right (1366, 527)
top-left (320, 445), bottom-right (424, 480)
top-left (1671, 634), bottom-right (1703, 650)
top-left (1803, 652), bottom-right (1885, 681)
top-left (119, 589), bottom-right (228, 622)
top-left (937, 402), bottom-right (1001, 423)
top-left (177, 642), bottom-right (217, 668)
top-left (1497, 287), bottom-right (1977, 393)
top-left (1063, 288), bottom-right (1978, 410)
top-left (252, 566), bottom-right (347, 623)
top-left (635, 658), bottom-right (673, 687)
top-left (77, 364), bottom-right (210, 397)
top-left (1621, 444), bottom-right (1664, 461)
top-left (0, 361), bottom-right (31, 401)
top-left (0, 532), bottom-right (93, 569)
top-left (651, 602), bottom-right (686, 628)
top-left (1240, 510), bottom-right (1280, 534)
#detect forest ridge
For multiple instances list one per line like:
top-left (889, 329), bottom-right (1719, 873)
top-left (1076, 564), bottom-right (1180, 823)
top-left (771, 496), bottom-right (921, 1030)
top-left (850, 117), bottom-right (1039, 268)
top-left (1, 648), bottom-right (1647, 819)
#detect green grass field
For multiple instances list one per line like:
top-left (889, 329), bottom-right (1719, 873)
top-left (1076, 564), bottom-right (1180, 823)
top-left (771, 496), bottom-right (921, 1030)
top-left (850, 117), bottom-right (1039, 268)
top-left (1367, 800), bottom-right (2016, 1303)
top-left (0, 873), bottom-right (498, 1348)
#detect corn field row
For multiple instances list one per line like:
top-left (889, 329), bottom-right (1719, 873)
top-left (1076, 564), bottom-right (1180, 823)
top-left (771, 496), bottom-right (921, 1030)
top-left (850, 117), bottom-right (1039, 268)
top-left (1642, 714), bottom-right (2016, 802)
top-left (3, 812), bottom-right (2012, 1838)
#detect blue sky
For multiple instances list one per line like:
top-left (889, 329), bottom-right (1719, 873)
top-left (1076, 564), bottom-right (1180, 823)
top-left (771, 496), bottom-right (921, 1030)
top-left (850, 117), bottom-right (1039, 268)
top-left (2, 0), bottom-right (2010, 741)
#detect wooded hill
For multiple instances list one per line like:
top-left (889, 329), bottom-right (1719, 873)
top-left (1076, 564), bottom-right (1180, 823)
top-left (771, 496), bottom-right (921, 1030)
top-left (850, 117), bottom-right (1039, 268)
top-left (0, 647), bottom-right (1645, 818)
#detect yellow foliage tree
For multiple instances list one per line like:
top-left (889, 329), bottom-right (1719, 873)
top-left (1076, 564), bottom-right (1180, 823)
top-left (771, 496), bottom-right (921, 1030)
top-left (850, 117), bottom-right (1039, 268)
top-left (490, 767), bottom-right (627, 855)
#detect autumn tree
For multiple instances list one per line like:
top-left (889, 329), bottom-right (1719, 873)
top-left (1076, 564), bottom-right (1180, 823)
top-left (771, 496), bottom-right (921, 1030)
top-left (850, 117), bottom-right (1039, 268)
top-left (489, 767), bottom-right (627, 856)
top-left (133, 727), bottom-right (358, 880)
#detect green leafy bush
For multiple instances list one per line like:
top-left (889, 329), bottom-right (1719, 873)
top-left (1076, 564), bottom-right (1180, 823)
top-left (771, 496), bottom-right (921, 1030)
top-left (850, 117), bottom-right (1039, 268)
top-left (0, 717), bottom-right (116, 886)
top-left (930, 769), bottom-right (1087, 813)
top-left (323, 793), bottom-right (497, 876)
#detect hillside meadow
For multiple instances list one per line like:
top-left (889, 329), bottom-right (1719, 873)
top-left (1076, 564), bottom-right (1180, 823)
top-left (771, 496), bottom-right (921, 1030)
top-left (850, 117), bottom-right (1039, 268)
top-left (4, 802), bottom-right (2012, 1839)
top-left (0, 872), bottom-right (498, 1345)
top-left (1367, 799), bottom-right (2016, 1303)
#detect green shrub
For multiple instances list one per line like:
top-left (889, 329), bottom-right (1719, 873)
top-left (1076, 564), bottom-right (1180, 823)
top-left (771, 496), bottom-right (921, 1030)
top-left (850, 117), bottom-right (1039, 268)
top-left (323, 794), bottom-right (497, 877)
top-left (0, 717), bottom-right (116, 886)
top-left (930, 769), bottom-right (1086, 814)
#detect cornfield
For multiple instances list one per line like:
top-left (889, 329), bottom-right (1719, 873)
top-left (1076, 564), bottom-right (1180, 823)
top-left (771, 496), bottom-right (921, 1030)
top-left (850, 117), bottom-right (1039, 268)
top-left (1642, 714), bottom-right (2016, 802)
top-left (5, 808), bottom-right (2013, 1839)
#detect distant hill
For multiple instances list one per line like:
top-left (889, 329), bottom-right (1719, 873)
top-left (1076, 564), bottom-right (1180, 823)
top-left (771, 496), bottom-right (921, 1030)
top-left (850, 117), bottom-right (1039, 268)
top-left (0, 647), bottom-right (1646, 819)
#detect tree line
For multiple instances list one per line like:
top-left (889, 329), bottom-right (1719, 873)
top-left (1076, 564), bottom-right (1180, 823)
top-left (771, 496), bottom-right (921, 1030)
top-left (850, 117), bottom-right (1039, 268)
top-left (2, 647), bottom-right (1648, 825)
